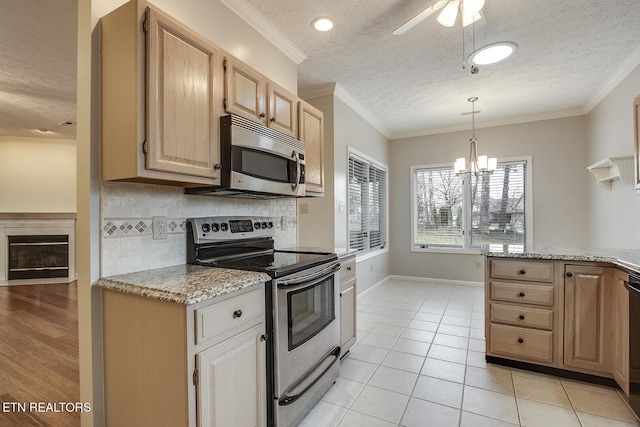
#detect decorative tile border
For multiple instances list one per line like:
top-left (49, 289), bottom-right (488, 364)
top-left (103, 218), bottom-right (187, 238)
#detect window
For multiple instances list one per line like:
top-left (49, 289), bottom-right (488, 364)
top-left (411, 158), bottom-right (530, 251)
top-left (348, 149), bottom-right (388, 254)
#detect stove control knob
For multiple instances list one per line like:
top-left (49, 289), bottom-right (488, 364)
top-left (267, 221), bottom-right (273, 229)
top-left (261, 221), bottom-right (267, 229)
top-left (201, 223), bottom-right (210, 233)
top-left (220, 222), bottom-right (229, 232)
top-left (211, 223), bottom-right (220, 232)
top-left (254, 222), bottom-right (261, 229)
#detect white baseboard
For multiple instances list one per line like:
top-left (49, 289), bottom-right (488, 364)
top-left (388, 275), bottom-right (483, 288)
top-left (356, 276), bottom-right (391, 298)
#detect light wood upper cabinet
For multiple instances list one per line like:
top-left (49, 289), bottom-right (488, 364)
top-left (563, 265), bottom-right (611, 374)
top-left (101, 1), bottom-right (222, 186)
top-left (223, 55), bottom-right (298, 138)
top-left (298, 100), bottom-right (324, 195)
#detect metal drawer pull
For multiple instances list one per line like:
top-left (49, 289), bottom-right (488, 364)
top-left (566, 272), bottom-right (573, 277)
top-left (517, 338), bottom-right (524, 344)
top-left (520, 269), bottom-right (526, 275)
top-left (233, 309), bottom-right (243, 319)
top-left (518, 315), bottom-right (525, 320)
top-left (346, 266), bottom-right (352, 271)
top-left (518, 292), bottom-right (525, 297)
top-left (260, 334), bottom-right (268, 342)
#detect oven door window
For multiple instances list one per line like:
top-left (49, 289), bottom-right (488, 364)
top-left (287, 275), bottom-right (335, 351)
top-left (232, 146), bottom-right (295, 183)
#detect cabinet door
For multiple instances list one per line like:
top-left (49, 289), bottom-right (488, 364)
top-left (340, 279), bottom-right (357, 355)
top-left (563, 265), bottom-right (610, 373)
top-left (613, 269), bottom-right (630, 394)
top-left (267, 83), bottom-right (297, 138)
top-left (196, 323), bottom-right (266, 427)
top-left (299, 100), bottom-right (324, 194)
top-left (224, 56), bottom-right (266, 125)
top-left (146, 7), bottom-right (221, 181)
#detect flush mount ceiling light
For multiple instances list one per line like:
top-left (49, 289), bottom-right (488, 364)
top-left (454, 97), bottom-right (496, 176)
top-left (312, 17), bottom-right (334, 32)
top-left (469, 41), bottom-right (518, 65)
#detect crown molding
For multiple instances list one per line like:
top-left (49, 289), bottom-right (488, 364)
top-left (299, 83), bottom-right (391, 139)
top-left (219, 0), bottom-right (307, 64)
top-left (584, 44), bottom-right (640, 113)
top-left (391, 109), bottom-right (586, 140)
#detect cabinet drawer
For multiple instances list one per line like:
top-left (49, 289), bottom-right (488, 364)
top-left (490, 281), bottom-right (553, 306)
top-left (490, 303), bottom-right (553, 330)
top-left (489, 324), bottom-right (553, 364)
top-left (339, 258), bottom-right (356, 282)
top-left (195, 288), bottom-right (263, 344)
top-left (490, 260), bottom-right (554, 282)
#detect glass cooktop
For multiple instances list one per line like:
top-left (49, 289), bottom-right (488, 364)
top-left (207, 251), bottom-right (337, 278)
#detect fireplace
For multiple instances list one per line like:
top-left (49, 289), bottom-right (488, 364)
top-left (8, 235), bottom-right (69, 280)
top-left (0, 215), bottom-right (76, 285)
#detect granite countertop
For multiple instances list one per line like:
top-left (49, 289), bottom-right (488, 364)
top-left (93, 264), bottom-right (270, 305)
top-left (483, 246), bottom-right (640, 274)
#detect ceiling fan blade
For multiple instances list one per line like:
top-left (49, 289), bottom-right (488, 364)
top-left (392, 0), bottom-right (448, 35)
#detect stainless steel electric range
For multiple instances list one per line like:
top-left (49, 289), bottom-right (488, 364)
top-left (187, 216), bottom-right (340, 427)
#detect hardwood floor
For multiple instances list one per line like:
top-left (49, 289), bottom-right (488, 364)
top-left (0, 282), bottom-right (80, 426)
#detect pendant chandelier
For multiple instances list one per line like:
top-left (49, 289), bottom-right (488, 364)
top-left (454, 97), bottom-right (496, 175)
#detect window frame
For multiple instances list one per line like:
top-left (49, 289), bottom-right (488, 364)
top-left (410, 156), bottom-right (533, 254)
top-left (347, 147), bottom-right (389, 259)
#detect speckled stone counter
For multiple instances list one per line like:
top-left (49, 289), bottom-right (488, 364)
top-left (93, 264), bottom-right (270, 305)
top-left (483, 246), bottom-right (640, 274)
top-left (335, 248), bottom-right (358, 259)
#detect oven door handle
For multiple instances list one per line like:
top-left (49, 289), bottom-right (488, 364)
top-left (278, 346), bottom-right (341, 407)
top-left (277, 262), bottom-right (340, 287)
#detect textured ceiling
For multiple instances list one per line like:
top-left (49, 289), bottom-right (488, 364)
top-left (0, 0), bottom-right (77, 139)
top-left (245, 0), bottom-right (640, 138)
top-left (3, 1), bottom-right (640, 140)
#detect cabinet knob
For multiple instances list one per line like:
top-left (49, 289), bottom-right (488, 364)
top-left (518, 292), bottom-right (526, 298)
top-left (519, 269), bottom-right (526, 275)
top-left (566, 272), bottom-right (573, 277)
top-left (346, 266), bottom-right (352, 271)
top-left (518, 315), bottom-right (525, 320)
top-left (214, 163), bottom-right (222, 170)
top-left (233, 309), bottom-right (243, 319)
top-left (517, 338), bottom-right (524, 344)
top-left (259, 113), bottom-right (266, 118)
top-left (270, 117), bottom-right (276, 122)
top-left (260, 334), bottom-right (268, 342)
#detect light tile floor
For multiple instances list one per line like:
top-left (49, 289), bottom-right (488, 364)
top-left (298, 279), bottom-right (640, 427)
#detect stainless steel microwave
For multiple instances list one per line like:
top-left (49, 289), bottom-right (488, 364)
top-left (186, 115), bottom-right (306, 198)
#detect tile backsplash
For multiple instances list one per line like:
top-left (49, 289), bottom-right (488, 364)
top-left (101, 182), bottom-right (297, 277)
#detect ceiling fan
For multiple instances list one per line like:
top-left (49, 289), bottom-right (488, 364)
top-left (393, 0), bottom-right (485, 35)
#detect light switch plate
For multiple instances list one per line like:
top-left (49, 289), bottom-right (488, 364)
top-left (152, 216), bottom-right (167, 240)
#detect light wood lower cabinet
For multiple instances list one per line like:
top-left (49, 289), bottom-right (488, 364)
top-left (102, 285), bottom-right (266, 427)
top-left (486, 256), bottom-right (634, 393)
top-left (339, 254), bottom-right (357, 356)
top-left (562, 265), bottom-right (611, 374)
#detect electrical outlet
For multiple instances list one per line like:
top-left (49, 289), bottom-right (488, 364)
top-left (339, 202), bottom-right (345, 213)
top-left (370, 264), bottom-right (374, 273)
top-left (152, 216), bottom-right (167, 240)
top-left (475, 261), bottom-right (482, 269)
top-left (299, 202), bottom-right (309, 214)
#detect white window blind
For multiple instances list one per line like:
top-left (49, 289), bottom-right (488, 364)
top-left (348, 152), bottom-right (387, 253)
top-left (412, 159), bottom-right (529, 250)
top-left (413, 167), bottom-right (464, 247)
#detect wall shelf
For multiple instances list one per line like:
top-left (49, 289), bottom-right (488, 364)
top-left (586, 156), bottom-right (634, 190)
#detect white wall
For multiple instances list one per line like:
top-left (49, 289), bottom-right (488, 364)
top-left (389, 116), bottom-right (590, 282)
top-left (298, 93), bottom-right (391, 293)
top-left (586, 63), bottom-right (640, 248)
top-left (0, 137), bottom-right (76, 212)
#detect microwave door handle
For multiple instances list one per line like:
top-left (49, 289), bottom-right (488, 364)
top-left (291, 150), bottom-right (300, 192)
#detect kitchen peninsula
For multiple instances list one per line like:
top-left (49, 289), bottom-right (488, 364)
top-left (484, 246), bottom-right (640, 413)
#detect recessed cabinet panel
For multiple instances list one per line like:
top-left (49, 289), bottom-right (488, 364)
top-left (267, 83), bottom-right (297, 138)
top-left (224, 58), bottom-right (266, 124)
top-left (490, 260), bottom-right (554, 283)
top-left (563, 265), bottom-right (610, 374)
top-left (299, 100), bottom-right (324, 195)
top-left (490, 324), bottom-right (553, 364)
top-left (147, 8), bottom-right (220, 179)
